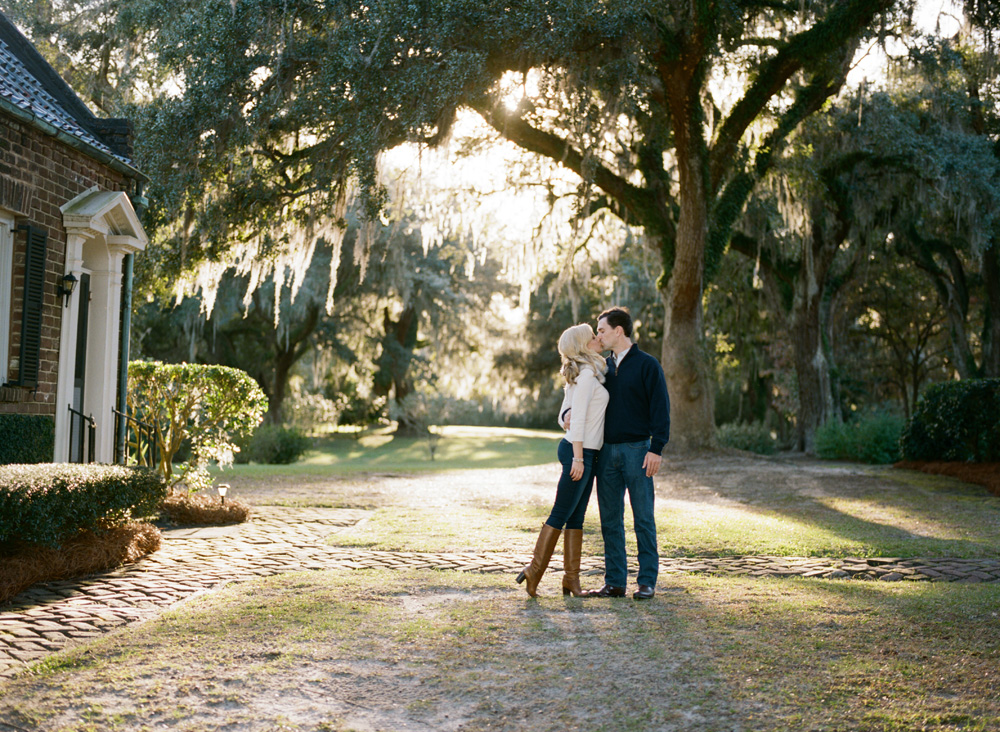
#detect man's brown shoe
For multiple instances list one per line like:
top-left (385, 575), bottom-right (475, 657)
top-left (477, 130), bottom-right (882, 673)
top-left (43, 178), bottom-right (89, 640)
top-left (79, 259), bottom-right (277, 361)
top-left (633, 585), bottom-right (655, 600)
top-left (582, 584), bottom-right (626, 598)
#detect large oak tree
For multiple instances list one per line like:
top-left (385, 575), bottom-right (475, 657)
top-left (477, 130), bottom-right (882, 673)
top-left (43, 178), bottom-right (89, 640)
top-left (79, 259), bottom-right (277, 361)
top-left (8, 0), bottom-right (903, 448)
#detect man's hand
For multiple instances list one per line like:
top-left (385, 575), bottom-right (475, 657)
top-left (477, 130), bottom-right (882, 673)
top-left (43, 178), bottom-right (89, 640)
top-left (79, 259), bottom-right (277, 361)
top-left (642, 452), bottom-right (661, 478)
top-left (562, 409), bottom-right (571, 431)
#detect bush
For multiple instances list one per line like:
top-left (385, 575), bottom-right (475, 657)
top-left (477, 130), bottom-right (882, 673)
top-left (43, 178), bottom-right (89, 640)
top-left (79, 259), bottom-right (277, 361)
top-left (128, 361), bottom-right (268, 490)
top-left (815, 412), bottom-right (905, 464)
top-left (0, 414), bottom-right (54, 464)
top-left (901, 379), bottom-right (1000, 462)
top-left (235, 424), bottom-right (310, 464)
top-left (716, 422), bottom-right (777, 455)
top-left (281, 390), bottom-right (341, 433)
top-left (0, 464), bottom-right (166, 547)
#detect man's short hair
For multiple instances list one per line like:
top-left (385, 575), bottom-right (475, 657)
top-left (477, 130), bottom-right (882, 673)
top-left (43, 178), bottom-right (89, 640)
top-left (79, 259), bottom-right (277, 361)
top-left (598, 307), bottom-right (633, 338)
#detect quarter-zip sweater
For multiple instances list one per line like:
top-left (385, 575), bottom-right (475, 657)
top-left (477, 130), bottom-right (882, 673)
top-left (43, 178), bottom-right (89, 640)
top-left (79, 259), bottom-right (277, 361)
top-left (603, 344), bottom-right (671, 454)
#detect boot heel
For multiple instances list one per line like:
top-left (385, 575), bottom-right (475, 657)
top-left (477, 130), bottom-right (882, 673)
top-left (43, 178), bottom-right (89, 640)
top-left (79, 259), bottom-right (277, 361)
top-left (518, 524), bottom-right (561, 597)
top-left (562, 586), bottom-right (571, 596)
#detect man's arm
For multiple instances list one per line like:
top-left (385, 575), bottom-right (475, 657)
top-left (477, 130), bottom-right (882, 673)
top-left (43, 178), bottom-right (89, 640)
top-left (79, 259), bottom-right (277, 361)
top-left (642, 358), bottom-right (670, 476)
top-left (646, 359), bottom-right (671, 455)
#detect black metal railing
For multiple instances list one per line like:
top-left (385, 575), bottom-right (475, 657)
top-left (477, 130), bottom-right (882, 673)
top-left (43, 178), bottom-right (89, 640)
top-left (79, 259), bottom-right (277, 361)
top-left (113, 407), bottom-right (158, 467)
top-left (68, 405), bottom-right (95, 464)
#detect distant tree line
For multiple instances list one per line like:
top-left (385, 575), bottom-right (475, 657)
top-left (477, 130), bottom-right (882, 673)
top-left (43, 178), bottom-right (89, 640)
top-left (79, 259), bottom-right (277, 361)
top-left (6, 0), bottom-right (998, 451)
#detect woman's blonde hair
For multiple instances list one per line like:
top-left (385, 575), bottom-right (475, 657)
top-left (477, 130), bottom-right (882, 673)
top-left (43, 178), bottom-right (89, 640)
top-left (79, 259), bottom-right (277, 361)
top-left (559, 324), bottom-right (607, 385)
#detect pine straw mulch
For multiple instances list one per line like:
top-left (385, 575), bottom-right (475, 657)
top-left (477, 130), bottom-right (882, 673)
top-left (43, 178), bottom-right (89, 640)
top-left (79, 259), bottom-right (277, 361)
top-left (160, 490), bottom-right (252, 525)
top-left (0, 522), bottom-right (161, 606)
top-left (895, 461), bottom-right (1000, 497)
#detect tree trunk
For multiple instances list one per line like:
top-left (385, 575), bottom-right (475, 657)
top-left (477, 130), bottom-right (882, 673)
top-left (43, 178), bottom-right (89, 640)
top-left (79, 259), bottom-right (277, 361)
top-left (792, 304), bottom-right (834, 453)
top-left (790, 213), bottom-right (841, 453)
top-left (660, 76), bottom-right (716, 451)
top-left (903, 232), bottom-right (977, 378)
top-left (266, 303), bottom-right (321, 424)
top-left (661, 241), bottom-right (716, 451)
top-left (981, 242), bottom-right (1000, 378)
top-left (376, 305), bottom-right (428, 436)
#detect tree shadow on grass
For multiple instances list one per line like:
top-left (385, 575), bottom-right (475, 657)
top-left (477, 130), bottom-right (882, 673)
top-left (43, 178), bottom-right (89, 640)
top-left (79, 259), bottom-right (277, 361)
top-left (657, 455), bottom-right (1000, 558)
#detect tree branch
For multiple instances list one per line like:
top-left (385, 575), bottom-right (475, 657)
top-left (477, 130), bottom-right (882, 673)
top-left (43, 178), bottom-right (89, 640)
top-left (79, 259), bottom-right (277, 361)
top-left (471, 99), bottom-right (656, 226)
top-left (710, 0), bottom-right (893, 191)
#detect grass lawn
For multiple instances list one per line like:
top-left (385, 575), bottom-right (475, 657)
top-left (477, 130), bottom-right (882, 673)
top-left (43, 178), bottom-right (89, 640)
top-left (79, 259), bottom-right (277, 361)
top-left (218, 425), bottom-right (562, 477)
top-left (5, 427), bottom-right (1000, 730)
top-left (2, 569), bottom-right (997, 731)
top-left (210, 426), bottom-right (1000, 560)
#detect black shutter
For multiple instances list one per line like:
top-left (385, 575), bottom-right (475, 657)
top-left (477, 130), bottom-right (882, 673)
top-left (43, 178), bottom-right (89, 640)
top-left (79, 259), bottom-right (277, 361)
top-left (16, 225), bottom-right (47, 389)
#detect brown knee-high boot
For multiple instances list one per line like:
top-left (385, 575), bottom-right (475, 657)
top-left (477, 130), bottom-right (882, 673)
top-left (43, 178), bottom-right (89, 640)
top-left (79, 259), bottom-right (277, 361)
top-left (516, 524), bottom-right (561, 597)
top-left (561, 529), bottom-right (583, 596)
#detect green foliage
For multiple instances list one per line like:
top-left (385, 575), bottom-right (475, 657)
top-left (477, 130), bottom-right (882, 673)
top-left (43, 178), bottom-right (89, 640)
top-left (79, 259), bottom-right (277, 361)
top-left (716, 422), bottom-right (777, 456)
top-left (234, 425), bottom-right (311, 465)
top-left (0, 415), bottom-right (55, 464)
top-left (901, 379), bottom-right (1000, 462)
top-left (335, 389), bottom-right (387, 428)
top-left (280, 390), bottom-right (341, 433)
top-left (127, 361), bottom-right (268, 490)
top-left (815, 412), bottom-right (905, 464)
top-left (0, 464), bottom-right (165, 547)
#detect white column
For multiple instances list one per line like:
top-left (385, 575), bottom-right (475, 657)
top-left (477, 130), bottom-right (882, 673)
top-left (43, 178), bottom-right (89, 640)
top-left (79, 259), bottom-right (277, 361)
top-left (84, 248), bottom-right (126, 464)
top-left (53, 233), bottom-right (87, 462)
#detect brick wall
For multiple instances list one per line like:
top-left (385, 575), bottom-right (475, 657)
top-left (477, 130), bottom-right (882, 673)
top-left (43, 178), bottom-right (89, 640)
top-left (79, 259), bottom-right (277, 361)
top-left (0, 112), bottom-right (133, 417)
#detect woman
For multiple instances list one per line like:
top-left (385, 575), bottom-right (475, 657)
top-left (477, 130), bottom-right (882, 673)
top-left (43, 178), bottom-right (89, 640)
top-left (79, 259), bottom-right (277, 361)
top-left (517, 323), bottom-right (608, 597)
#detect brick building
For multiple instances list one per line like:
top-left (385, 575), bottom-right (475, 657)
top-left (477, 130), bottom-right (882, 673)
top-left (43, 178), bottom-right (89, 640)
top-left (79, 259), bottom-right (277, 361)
top-left (0, 11), bottom-right (147, 463)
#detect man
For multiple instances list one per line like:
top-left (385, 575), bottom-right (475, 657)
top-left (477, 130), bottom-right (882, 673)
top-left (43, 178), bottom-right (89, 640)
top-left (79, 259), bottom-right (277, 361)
top-left (585, 306), bottom-right (670, 599)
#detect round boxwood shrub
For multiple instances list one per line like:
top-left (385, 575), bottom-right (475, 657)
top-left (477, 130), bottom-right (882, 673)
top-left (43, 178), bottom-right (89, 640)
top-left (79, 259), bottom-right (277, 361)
top-left (901, 379), bottom-right (1000, 462)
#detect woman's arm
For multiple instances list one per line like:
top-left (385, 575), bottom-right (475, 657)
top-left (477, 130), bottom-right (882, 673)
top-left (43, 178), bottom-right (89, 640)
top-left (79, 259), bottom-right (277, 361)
top-left (566, 368), bottom-right (596, 445)
top-left (557, 387), bottom-right (572, 430)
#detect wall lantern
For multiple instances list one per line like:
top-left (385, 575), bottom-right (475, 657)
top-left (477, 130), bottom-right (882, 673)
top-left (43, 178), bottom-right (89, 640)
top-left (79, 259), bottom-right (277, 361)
top-left (58, 272), bottom-right (78, 307)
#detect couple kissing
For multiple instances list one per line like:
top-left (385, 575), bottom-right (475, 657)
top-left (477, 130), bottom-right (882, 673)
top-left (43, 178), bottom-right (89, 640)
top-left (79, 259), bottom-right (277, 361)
top-left (516, 306), bottom-right (671, 600)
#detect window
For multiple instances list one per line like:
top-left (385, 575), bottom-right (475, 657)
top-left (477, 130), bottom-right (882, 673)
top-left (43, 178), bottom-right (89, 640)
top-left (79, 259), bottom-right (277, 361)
top-left (0, 212), bottom-right (13, 386)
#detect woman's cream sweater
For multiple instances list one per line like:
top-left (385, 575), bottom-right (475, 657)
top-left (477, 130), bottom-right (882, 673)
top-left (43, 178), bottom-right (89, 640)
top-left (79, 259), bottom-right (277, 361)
top-left (558, 365), bottom-right (609, 450)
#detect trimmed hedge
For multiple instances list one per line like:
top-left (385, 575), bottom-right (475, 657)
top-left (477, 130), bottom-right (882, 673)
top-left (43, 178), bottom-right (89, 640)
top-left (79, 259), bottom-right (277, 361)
top-left (0, 464), bottom-right (166, 547)
top-left (901, 379), bottom-right (1000, 463)
top-left (0, 414), bottom-right (55, 465)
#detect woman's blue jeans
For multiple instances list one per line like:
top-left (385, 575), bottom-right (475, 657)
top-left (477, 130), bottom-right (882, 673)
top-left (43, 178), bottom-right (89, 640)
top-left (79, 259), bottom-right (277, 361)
top-left (596, 440), bottom-right (659, 588)
top-left (545, 439), bottom-right (598, 530)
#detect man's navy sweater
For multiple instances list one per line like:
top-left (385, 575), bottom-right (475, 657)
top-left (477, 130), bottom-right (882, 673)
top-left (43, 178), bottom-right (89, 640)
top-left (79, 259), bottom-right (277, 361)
top-left (603, 344), bottom-right (671, 454)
